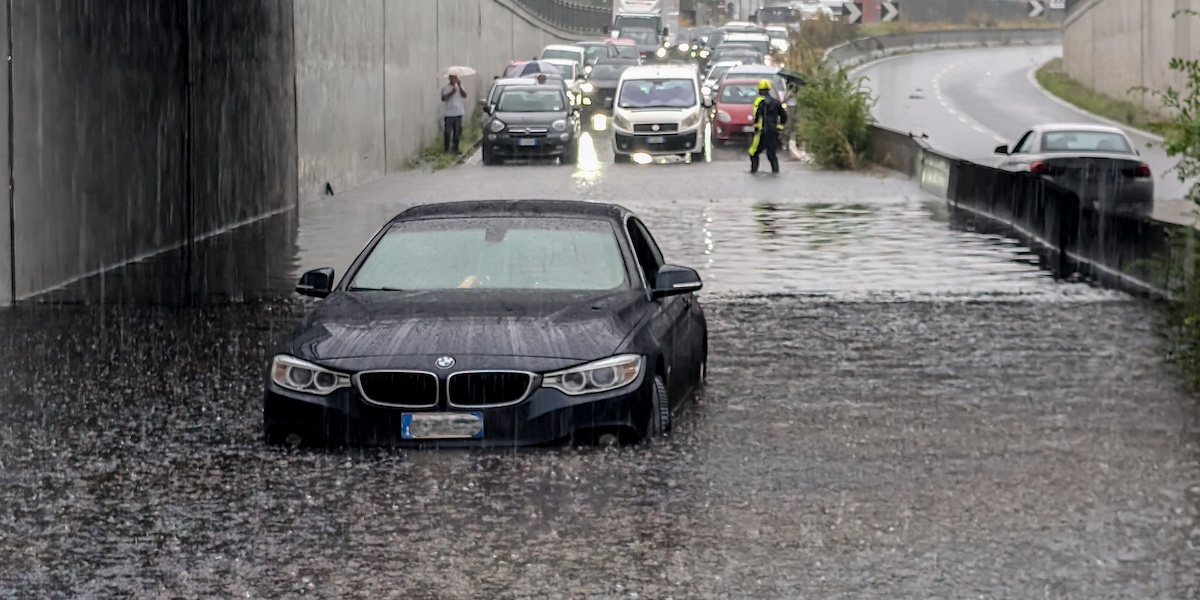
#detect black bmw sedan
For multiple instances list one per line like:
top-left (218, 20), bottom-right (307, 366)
top-left (264, 200), bottom-right (708, 447)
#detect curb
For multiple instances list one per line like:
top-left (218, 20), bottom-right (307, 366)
top-left (1024, 62), bottom-right (1165, 143)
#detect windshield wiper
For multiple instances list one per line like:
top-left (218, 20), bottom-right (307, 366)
top-left (348, 286), bottom-right (406, 292)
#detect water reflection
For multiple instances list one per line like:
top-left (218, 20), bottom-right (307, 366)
top-left (751, 201), bottom-right (877, 249)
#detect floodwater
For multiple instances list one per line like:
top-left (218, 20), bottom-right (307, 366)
top-left (2, 135), bottom-right (1197, 598)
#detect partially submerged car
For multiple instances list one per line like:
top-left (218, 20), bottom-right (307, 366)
top-left (994, 123), bottom-right (1154, 216)
top-left (481, 84), bottom-right (580, 165)
top-left (265, 200), bottom-right (708, 447)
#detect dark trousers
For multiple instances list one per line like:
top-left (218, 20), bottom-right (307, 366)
top-left (750, 132), bottom-right (780, 174)
top-left (444, 116), bottom-right (463, 153)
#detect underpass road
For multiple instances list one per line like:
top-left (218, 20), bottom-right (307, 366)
top-left (2, 131), bottom-right (1198, 597)
top-left (858, 46), bottom-right (1195, 223)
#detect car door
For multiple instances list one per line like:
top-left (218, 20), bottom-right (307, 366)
top-left (1001, 130), bottom-right (1036, 171)
top-left (627, 217), bottom-right (692, 406)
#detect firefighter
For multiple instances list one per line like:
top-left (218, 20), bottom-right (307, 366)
top-left (748, 79), bottom-right (788, 175)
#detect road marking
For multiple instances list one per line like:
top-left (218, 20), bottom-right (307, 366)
top-left (933, 59), bottom-right (1009, 144)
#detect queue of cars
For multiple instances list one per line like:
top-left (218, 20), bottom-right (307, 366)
top-left (478, 20), bottom-right (804, 165)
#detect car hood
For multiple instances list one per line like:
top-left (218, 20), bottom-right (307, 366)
top-left (493, 111), bottom-right (568, 126)
top-left (618, 107), bottom-right (700, 122)
top-left (716, 102), bottom-right (756, 123)
top-left (288, 289), bottom-right (648, 362)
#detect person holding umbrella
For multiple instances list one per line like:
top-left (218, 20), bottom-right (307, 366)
top-left (441, 69), bottom-right (469, 154)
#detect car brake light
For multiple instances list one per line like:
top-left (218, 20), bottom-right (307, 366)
top-left (1134, 162), bottom-right (1151, 177)
top-left (1030, 161), bottom-right (1051, 175)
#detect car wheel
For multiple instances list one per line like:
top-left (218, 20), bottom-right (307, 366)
top-left (689, 150), bottom-right (705, 163)
top-left (482, 146), bottom-right (499, 166)
top-left (650, 374), bottom-right (671, 437)
top-left (613, 151), bottom-right (631, 164)
top-left (562, 143), bottom-right (579, 166)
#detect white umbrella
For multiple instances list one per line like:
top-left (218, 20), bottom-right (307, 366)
top-left (439, 65), bottom-right (476, 78)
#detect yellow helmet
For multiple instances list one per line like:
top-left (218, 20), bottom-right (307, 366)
top-left (758, 79), bottom-right (772, 91)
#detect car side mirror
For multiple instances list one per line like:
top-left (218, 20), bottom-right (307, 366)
top-left (603, 25), bottom-right (611, 34)
top-left (662, 27), bottom-right (670, 37)
top-left (651, 265), bottom-right (702, 298)
top-left (994, 144), bottom-right (1009, 155)
top-left (483, 104), bottom-right (494, 115)
top-left (297, 268), bottom-right (335, 298)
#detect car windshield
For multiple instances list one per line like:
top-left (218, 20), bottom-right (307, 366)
top-left (1041, 131), bottom-right (1133, 153)
top-left (768, 30), bottom-right (788, 40)
top-left (351, 217), bottom-right (627, 291)
top-left (547, 63), bottom-right (576, 79)
top-left (496, 89), bottom-right (564, 112)
top-left (618, 78), bottom-right (697, 109)
top-left (584, 46), bottom-right (609, 62)
top-left (590, 64), bottom-right (631, 80)
top-left (542, 49), bottom-right (581, 63)
top-left (719, 84), bottom-right (758, 104)
top-left (623, 30), bottom-right (658, 45)
top-left (613, 45), bottom-right (640, 59)
top-left (723, 36), bottom-right (771, 55)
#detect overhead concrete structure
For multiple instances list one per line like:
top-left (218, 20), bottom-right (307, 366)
top-left (1063, 0), bottom-right (1200, 115)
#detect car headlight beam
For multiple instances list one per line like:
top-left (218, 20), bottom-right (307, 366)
top-left (542, 354), bottom-right (642, 396)
top-left (271, 355), bottom-right (351, 396)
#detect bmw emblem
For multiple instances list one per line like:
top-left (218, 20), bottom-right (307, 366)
top-left (435, 356), bottom-right (456, 370)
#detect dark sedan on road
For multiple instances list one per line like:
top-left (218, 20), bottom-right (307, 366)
top-left (264, 200), bottom-right (708, 447)
top-left (481, 84), bottom-right (580, 165)
top-left (994, 123), bottom-right (1154, 216)
top-left (579, 58), bottom-right (639, 117)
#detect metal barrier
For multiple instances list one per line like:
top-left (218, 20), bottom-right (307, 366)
top-left (511, 0), bottom-right (610, 33)
top-left (824, 28), bottom-right (1064, 69)
top-left (869, 126), bottom-right (1183, 297)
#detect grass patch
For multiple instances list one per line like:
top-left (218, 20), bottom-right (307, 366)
top-left (409, 110), bottom-right (484, 170)
top-left (1035, 58), bottom-right (1161, 130)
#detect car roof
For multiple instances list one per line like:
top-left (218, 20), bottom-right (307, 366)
top-left (607, 38), bottom-right (637, 45)
top-left (621, 64), bottom-right (698, 79)
top-left (543, 44), bottom-right (584, 52)
top-left (393, 200), bottom-right (629, 222)
top-left (729, 64), bottom-right (778, 72)
top-left (594, 58), bottom-right (640, 66)
top-left (721, 78), bottom-right (764, 86)
top-left (1034, 123), bottom-right (1128, 135)
top-left (495, 77), bottom-right (537, 85)
top-left (575, 41), bottom-right (609, 46)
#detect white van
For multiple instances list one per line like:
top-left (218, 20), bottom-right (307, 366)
top-left (611, 64), bottom-right (709, 163)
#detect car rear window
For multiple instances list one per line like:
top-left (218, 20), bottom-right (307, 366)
top-left (719, 84), bottom-right (758, 104)
top-left (1041, 131), bottom-right (1133, 153)
top-left (351, 217), bottom-right (627, 291)
top-left (542, 49), bottom-right (581, 63)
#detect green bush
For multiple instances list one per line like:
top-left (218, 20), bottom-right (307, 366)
top-left (794, 63), bottom-right (875, 169)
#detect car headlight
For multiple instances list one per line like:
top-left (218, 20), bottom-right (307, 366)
top-left (678, 43), bottom-right (690, 52)
top-left (580, 82), bottom-right (595, 93)
top-left (681, 110), bottom-right (701, 129)
top-left (552, 119), bottom-right (568, 131)
top-left (699, 50), bottom-right (710, 58)
top-left (542, 354), bottom-right (642, 396)
top-left (271, 355), bottom-right (351, 396)
top-left (701, 85), bottom-right (712, 96)
top-left (717, 110), bottom-right (732, 123)
top-left (613, 113), bottom-right (633, 131)
top-left (489, 119), bottom-right (506, 133)
top-left (584, 65), bottom-right (593, 74)
top-left (655, 47), bottom-right (667, 58)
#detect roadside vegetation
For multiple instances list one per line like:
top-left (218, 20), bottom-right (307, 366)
top-left (793, 64), bottom-right (875, 169)
top-left (1035, 58), bottom-right (1160, 131)
top-left (1136, 10), bottom-right (1200, 389)
top-left (409, 110), bottom-right (484, 171)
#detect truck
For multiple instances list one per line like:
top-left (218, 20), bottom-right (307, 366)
top-left (609, 0), bottom-right (679, 42)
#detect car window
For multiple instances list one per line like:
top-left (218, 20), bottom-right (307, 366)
top-left (497, 89), bottom-right (564, 112)
top-left (542, 49), bottom-right (582, 64)
top-left (719, 84), bottom-right (758, 104)
top-left (584, 46), bottom-right (610, 63)
top-left (352, 217), bottom-right (628, 291)
top-left (589, 64), bottom-right (631, 80)
top-left (1041, 131), bottom-right (1133, 154)
top-left (613, 45), bottom-right (640, 59)
top-left (618, 78), bottom-right (697, 109)
top-left (626, 218), bottom-right (665, 285)
top-left (1012, 131), bottom-right (1035, 154)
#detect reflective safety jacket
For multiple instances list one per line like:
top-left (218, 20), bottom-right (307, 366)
top-left (753, 94), bottom-right (788, 134)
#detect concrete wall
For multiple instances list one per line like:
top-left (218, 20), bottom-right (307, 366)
top-left (295, 0), bottom-right (581, 200)
top-left (0, 0), bottom-right (9, 307)
top-left (9, 0), bottom-right (296, 302)
top-left (1064, 0), bottom-right (1200, 115)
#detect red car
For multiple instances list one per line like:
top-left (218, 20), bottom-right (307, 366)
top-left (711, 78), bottom-right (764, 144)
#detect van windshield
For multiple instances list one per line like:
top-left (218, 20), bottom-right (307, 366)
top-left (618, 78), bottom-right (697, 109)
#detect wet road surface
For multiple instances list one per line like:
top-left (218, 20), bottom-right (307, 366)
top-left (2, 136), bottom-right (1198, 598)
top-left (858, 45), bottom-right (1195, 224)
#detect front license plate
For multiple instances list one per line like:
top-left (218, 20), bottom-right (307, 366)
top-left (646, 136), bottom-right (665, 144)
top-left (742, 126), bottom-right (756, 133)
top-left (402, 413), bottom-right (484, 440)
top-left (517, 138), bottom-right (538, 147)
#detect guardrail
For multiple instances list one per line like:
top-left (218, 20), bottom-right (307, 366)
top-left (510, 0), bottom-right (610, 33)
top-left (824, 28), bottom-right (1064, 69)
top-left (831, 31), bottom-right (1180, 297)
